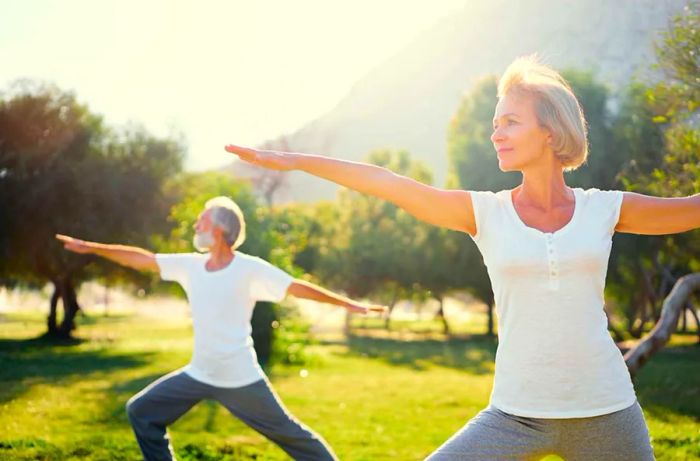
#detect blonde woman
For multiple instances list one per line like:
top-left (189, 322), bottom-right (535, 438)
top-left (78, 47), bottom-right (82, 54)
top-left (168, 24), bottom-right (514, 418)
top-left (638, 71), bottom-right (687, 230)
top-left (225, 56), bottom-right (697, 459)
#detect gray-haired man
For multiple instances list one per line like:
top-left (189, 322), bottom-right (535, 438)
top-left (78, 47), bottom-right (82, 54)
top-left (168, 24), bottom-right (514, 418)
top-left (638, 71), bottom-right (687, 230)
top-left (57, 196), bottom-right (385, 461)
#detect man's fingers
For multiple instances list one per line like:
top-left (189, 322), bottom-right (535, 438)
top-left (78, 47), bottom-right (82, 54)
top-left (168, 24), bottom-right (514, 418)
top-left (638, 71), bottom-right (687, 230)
top-left (349, 304), bottom-right (387, 314)
top-left (55, 234), bottom-right (72, 242)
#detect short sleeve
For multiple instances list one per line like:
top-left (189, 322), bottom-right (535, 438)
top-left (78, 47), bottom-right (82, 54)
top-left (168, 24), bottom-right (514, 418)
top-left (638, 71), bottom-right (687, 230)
top-left (248, 257), bottom-right (294, 303)
top-left (469, 190), bottom-right (497, 242)
top-left (155, 253), bottom-right (198, 285)
top-left (593, 189), bottom-right (624, 235)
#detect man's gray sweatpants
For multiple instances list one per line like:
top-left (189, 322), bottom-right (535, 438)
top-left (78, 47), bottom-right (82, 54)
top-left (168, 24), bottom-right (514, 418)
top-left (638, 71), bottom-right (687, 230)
top-left (425, 401), bottom-right (655, 460)
top-left (126, 369), bottom-right (337, 461)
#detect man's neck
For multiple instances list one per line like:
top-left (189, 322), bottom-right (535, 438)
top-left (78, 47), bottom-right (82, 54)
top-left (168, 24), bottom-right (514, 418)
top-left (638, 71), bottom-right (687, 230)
top-left (205, 244), bottom-right (235, 271)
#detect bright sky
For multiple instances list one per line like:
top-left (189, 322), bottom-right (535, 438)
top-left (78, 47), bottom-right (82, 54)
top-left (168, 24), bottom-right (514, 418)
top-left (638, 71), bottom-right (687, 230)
top-left (0, 0), bottom-right (467, 171)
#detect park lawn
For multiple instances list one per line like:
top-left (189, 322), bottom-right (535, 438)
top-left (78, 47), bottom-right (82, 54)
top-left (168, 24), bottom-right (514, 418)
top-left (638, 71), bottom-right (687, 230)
top-left (0, 311), bottom-right (698, 461)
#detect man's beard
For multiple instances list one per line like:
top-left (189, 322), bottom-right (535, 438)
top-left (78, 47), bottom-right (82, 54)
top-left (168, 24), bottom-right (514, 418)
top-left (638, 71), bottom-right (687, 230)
top-left (193, 230), bottom-right (215, 252)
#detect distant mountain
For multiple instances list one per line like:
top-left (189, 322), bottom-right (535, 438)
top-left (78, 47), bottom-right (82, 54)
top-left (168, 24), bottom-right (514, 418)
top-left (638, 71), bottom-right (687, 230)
top-left (224, 0), bottom-right (687, 203)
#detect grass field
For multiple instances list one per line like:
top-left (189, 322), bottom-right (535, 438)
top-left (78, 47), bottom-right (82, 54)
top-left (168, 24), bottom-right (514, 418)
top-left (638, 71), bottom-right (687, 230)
top-left (0, 311), bottom-right (698, 460)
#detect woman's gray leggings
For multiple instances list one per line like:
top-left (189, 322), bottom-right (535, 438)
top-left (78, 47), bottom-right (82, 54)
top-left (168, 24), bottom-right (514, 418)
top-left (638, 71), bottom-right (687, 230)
top-left (426, 401), bottom-right (655, 460)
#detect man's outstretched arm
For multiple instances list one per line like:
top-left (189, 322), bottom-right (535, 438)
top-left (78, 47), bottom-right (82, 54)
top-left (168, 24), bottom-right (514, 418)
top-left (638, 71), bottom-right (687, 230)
top-left (56, 234), bottom-right (158, 273)
top-left (286, 279), bottom-right (386, 314)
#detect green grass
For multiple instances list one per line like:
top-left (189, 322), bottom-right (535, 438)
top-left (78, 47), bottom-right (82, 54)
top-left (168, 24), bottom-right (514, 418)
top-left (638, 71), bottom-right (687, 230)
top-left (0, 311), bottom-right (698, 460)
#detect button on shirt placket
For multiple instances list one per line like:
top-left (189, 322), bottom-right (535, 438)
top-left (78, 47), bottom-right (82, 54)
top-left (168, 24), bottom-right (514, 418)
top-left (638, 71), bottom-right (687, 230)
top-left (546, 234), bottom-right (559, 290)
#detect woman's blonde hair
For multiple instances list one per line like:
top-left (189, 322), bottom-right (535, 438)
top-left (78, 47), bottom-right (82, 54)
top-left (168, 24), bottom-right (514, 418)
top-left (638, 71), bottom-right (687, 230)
top-left (498, 55), bottom-right (588, 170)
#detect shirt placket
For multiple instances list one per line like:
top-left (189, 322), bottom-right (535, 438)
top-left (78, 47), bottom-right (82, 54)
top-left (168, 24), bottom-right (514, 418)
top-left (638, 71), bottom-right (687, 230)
top-left (545, 233), bottom-right (560, 290)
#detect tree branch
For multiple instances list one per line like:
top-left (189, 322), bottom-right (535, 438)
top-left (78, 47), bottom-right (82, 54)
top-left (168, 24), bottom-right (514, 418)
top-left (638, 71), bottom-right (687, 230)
top-left (624, 272), bottom-right (700, 378)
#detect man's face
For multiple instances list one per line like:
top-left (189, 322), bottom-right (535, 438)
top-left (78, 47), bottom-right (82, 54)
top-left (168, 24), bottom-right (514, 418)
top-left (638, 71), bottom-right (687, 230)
top-left (194, 209), bottom-right (214, 234)
top-left (193, 209), bottom-right (217, 252)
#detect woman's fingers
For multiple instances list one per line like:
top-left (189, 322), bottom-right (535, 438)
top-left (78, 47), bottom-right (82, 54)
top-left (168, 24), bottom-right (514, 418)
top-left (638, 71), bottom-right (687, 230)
top-left (224, 144), bottom-right (258, 162)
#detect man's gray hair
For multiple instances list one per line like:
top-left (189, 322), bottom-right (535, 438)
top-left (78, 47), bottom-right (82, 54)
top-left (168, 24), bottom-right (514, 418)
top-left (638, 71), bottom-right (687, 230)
top-left (205, 196), bottom-right (247, 249)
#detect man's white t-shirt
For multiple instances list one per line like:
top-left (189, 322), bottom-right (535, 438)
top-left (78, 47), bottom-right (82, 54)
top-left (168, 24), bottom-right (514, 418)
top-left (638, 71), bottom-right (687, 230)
top-left (470, 187), bottom-right (637, 418)
top-left (156, 251), bottom-right (293, 388)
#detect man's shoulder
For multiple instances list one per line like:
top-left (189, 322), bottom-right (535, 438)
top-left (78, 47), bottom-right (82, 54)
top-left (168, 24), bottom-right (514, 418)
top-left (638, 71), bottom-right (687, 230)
top-left (234, 251), bottom-right (269, 266)
top-left (156, 252), bottom-right (205, 266)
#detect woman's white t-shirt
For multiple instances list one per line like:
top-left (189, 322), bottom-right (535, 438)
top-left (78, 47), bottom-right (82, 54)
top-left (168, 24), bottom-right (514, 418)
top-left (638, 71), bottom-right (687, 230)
top-left (155, 251), bottom-right (293, 388)
top-left (470, 187), bottom-right (636, 418)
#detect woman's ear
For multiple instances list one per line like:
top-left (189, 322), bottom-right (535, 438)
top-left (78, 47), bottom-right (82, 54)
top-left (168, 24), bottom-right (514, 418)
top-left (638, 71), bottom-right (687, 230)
top-left (545, 129), bottom-right (555, 149)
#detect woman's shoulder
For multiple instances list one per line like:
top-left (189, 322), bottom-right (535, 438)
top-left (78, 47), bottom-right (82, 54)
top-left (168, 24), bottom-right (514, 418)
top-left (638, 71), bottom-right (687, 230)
top-left (576, 187), bottom-right (624, 202)
top-left (575, 188), bottom-right (625, 219)
top-left (470, 189), bottom-right (511, 203)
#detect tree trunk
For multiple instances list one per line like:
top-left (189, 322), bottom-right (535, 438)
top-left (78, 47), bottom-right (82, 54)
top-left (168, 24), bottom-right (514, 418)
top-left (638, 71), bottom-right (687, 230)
top-left (383, 287), bottom-right (399, 331)
top-left (486, 293), bottom-right (495, 337)
top-left (687, 305), bottom-right (700, 342)
top-left (625, 273), bottom-right (700, 378)
top-left (344, 309), bottom-right (352, 337)
top-left (47, 282), bottom-right (61, 335)
top-left (57, 278), bottom-right (80, 338)
top-left (435, 296), bottom-right (450, 336)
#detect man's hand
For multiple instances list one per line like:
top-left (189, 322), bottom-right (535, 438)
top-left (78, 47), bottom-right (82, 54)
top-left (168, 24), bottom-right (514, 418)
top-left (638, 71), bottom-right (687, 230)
top-left (56, 234), bottom-right (95, 254)
top-left (224, 144), bottom-right (297, 171)
top-left (345, 302), bottom-right (388, 315)
top-left (287, 280), bottom-right (388, 314)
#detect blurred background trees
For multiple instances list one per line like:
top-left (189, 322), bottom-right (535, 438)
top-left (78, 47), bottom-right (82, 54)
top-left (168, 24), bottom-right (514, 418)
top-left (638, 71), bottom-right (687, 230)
top-left (1, 2), bottom-right (697, 360)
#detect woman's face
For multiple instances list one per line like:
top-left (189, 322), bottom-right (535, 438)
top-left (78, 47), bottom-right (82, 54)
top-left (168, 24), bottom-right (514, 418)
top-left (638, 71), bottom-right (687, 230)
top-left (491, 91), bottom-right (552, 172)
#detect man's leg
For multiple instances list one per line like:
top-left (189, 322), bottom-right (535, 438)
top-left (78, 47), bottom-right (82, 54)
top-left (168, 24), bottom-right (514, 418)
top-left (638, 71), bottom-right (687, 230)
top-left (126, 369), bottom-right (210, 461)
top-left (212, 377), bottom-right (338, 461)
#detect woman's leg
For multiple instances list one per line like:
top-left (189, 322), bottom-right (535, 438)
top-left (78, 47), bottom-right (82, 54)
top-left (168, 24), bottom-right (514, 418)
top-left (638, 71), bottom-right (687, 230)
top-left (556, 401), bottom-right (655, 461)
top-left (425, 406), bottom-right (556, 461)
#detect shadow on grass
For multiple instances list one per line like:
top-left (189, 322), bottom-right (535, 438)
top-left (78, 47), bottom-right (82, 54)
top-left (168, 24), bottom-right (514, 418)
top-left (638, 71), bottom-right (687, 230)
top-left (0, 335), bottom-right (153, 404)
top-left (344, 333), bottom-right (497, 375)
top-left (634, 341), bottom-right (700, 422)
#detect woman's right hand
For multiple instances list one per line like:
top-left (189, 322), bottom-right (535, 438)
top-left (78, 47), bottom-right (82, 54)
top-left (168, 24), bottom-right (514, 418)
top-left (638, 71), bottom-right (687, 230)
top-left (224, 144), bottom-right (297, 171)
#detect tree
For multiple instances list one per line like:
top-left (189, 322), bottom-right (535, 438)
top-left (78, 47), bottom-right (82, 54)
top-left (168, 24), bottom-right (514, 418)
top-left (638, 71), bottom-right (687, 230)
top-left (613, 1), bottom-right (700, 339)
top-left (315, 149), bottom-right (434, 330)
top-left (0, 81), bottom-right (184, 337)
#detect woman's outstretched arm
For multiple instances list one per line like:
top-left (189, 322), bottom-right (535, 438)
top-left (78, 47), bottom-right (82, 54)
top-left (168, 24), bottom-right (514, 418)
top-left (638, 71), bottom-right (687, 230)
top-left (224, 144), bottom-right (476, 235)
top-left (616, 192), bottom-right (700, 235)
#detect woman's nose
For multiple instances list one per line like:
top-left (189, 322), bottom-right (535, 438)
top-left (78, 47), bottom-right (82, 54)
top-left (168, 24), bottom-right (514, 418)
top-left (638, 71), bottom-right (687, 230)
top-left (491, 127), bottom-right (504, 143)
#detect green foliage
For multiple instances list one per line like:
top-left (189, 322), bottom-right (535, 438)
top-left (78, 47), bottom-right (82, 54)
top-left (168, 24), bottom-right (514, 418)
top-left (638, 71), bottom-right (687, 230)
top-left (609, 1), bottom-right (700, 334)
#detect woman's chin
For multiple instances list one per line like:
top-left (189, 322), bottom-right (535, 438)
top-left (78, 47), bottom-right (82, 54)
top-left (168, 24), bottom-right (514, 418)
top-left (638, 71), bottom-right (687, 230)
top-left (498, 161), bottom-right (516, 173)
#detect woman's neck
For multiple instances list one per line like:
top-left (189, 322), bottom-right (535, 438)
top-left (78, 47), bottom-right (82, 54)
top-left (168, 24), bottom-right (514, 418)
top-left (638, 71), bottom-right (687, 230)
top-left (516, 164), bottom-right (571, 210)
